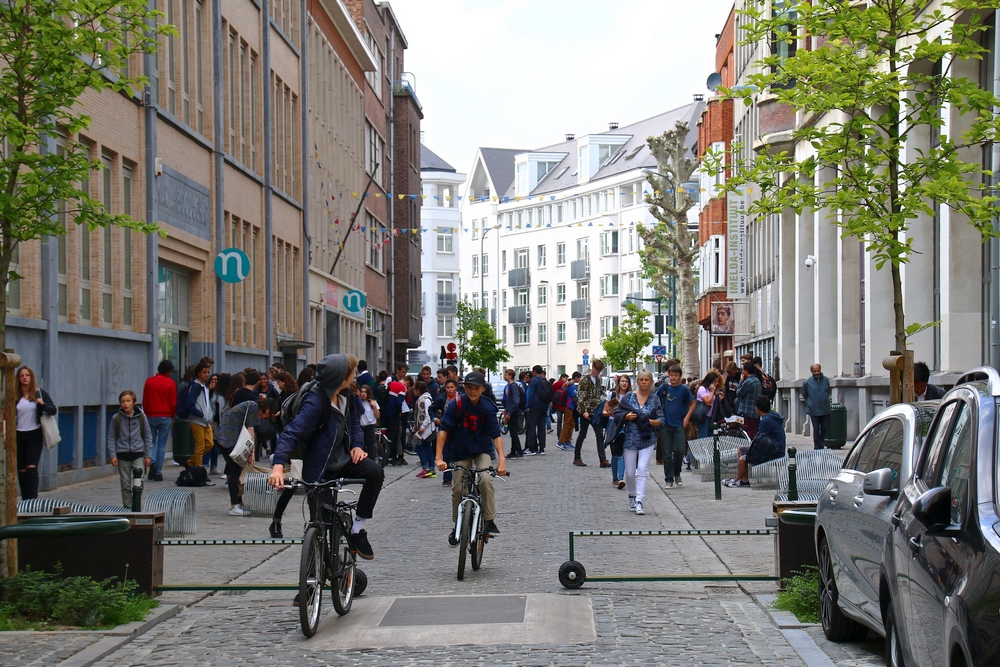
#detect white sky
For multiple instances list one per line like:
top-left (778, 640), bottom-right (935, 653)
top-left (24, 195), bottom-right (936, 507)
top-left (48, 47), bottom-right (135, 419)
top-left (387, 0), bottom-right (736, 176)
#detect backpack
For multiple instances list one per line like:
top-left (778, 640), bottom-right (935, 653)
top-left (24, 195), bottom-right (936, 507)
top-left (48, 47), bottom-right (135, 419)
top-left (112, 412), bottom-right (147, 441)
top-left (516, 381), bottom-right (527, 412)
top-left (551, 387), bottom-right (568, 410)
top-left (535, 378), bottom-right (554, 404)
top-left (761, 373), bottom-right (777, 400)
top-left (280, 379), bottom-right (326, 429)
top-left (176, 466), bottom-right (210, 487)
top-left (175, 383), bottom-right (191, 419)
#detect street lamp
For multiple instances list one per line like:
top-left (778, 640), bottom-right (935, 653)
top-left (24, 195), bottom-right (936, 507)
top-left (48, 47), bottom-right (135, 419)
top-left (538, 280), bottom-right (551, 374)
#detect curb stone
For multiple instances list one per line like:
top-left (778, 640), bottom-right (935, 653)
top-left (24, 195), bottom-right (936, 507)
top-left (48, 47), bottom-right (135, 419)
top-left (56, 604), bottom-right (182, 667)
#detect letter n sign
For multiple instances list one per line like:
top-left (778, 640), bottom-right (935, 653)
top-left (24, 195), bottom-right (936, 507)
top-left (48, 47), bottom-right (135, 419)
top-left (215, 248), bottom-right (251, 283)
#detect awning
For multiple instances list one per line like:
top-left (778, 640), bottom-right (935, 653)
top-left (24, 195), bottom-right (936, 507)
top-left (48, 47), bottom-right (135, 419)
top-left (276, 339), bottom-right (315, 350)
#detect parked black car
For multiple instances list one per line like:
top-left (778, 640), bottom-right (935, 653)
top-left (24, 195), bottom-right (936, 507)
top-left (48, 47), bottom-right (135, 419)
top-left (880, 367), bottom-right (1000, 667)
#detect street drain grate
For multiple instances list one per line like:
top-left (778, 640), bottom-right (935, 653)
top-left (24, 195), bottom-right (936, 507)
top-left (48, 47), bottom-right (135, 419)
top-left (379, 595), bottom-right (527, 627)
top-left (705, 586), bottom-right (743, 595)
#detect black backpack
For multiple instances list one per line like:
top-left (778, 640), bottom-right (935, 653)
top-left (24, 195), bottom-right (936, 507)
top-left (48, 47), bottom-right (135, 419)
top-left (176, 466), bottom-right (210, 487)
top-left (535, 378), bottom-right (554, 404)
top-left (281, 379), bottom-right (327, 429)
top-left (516, 381), bottom-right (527, 412)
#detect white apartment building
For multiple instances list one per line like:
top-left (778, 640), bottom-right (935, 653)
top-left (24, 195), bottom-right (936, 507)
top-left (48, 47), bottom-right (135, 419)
top-left (459, 102), bottom-right (705, 379)
top-left (414, 144), bottom-right (466, 370)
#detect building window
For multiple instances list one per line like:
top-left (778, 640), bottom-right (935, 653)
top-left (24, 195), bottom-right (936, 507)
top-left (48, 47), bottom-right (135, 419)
top-left (502, 289), bottom-right (507, 309)
top-left (537, 244), bottom-right (546, 268)
top-left (166, 0), bottom-right (178, 115)
top-left (557, 321), bottom-right (566, 343)
top-left (538, 283), bottom-right (547, 306)
top-left (515, 325), bottom-right (529, 345)
top-left (472, 292), bottom-right (480, 310)
top-left (578, 280), bottom-right (590, 300)
top-left (556, 242), bottom-right (566, 265)
top-left (515, 288), bottom-right (528, 307)
top-left (514, 247), bottom-right (528, 269)
top-left (366, 214), bottom-right (383, 271)
top-left (557, 204), bottom-right (563, 223)
top-left (600, 274), bottom-right (619, 298)
top-left (472, 254), bottom-right (479, 277)
top-left (577, 237), bottom-right (589, 260)
top-left (55, 135), bottom-right (68, 319)
top-left (600, 316), bottom-right (619, 340)
top-left (557, 283), bottom-right (566, 304)
top-left (123, 163), bottom-right (134, 328)
top-left (501, 250), bottom-right (507, 272)
top-left (437, 315), bottom-right (454, 337)
top-left (365, 122), bottom-right (383, 185)
top-left (365, 30), bottom-right (383, 99)
top-left (101, 152), bottom-right (114, 326)
top-left (577, 319), bottom-right (591, 342)
top-left (482, 252), bottom-right (489, 276)
top-left (195, 1), bottom-right (204, 133)
top-left (436, 230), bottom-right (453, 253)
top-left (538, 322), bottom-right (547, 343)
top-left (601, 231), bottom-right (619, 256)
top-left (79, 140), bottom-right (93, 322)
top-left (516, 162), bottom-right (528, 195)
top-left (502, 325), bottom-right (507, 345)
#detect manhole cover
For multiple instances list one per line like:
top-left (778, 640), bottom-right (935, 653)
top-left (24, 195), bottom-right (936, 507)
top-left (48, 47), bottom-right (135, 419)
top-left (379, 595), bottom-right (526, 627)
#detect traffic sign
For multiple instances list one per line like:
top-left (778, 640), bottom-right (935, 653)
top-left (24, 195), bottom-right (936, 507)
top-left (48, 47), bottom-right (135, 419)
top-left (583, 355), bottom-right (590, 366)
top-left (654, 354), bottom-right (664, 363)
top-left (652, 345), bottom-right (666, 356)
top-left (447, 342), bottom-right (457, 352)
top-left (214, 248), bottom-right (250, 283)
top-left (582, 348), bottom-right (589, 355)
top-left (342, 289), bottom-right (366, 314)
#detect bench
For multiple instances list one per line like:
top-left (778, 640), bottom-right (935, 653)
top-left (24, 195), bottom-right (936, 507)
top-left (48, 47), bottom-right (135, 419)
top-left (748, 456), bottom-right (788, 490)
top-left (688, 435), bottom-right (747, 482)
top-left (18, 498), bottom-right (134, 514)
top-left (144, 488), bottom-right (196, 536)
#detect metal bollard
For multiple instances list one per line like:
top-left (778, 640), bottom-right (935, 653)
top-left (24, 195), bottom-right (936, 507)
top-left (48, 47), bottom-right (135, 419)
top-left (713, 426), bottom-right (722, 501)
top-left (787, 447), bottom-right (798, 502)
top-left (132, 468), bottom-right (144, 512)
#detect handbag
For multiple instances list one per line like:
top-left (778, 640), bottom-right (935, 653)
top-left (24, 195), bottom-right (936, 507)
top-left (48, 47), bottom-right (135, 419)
top-left (230, 406), bottom-right (255, 467)
top-left (37, 391), bottom-right (60, 450)
top-left (692, 400), bottom-right (710, 424)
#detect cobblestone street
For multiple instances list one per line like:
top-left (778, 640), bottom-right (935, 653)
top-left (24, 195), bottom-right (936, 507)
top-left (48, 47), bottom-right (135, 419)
top-left (3, 433), bottom-right (886, 666)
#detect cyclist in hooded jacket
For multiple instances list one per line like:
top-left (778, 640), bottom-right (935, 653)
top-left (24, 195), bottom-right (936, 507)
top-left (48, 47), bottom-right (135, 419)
top-left (269, 353), bottom-right (384, 560)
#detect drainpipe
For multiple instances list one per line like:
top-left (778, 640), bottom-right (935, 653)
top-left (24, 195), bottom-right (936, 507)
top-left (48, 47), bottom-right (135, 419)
top-left (990, 11), bottom-right (1000, 370)
top-left (300, 0), bottom-right (310, 360)
top-left (263, 0), bottom-right (274, 367)
top-left (387, 20), bottom-right (397, 369)
top-left (144, 0), bottom-right (159, 378)
top-left (212, 0), bottom-right (225, 369)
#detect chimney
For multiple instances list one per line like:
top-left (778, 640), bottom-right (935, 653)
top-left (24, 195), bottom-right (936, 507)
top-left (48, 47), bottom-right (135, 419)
top-left (420, 130), bottom-right (425, 144)
top-left (608, 122), bottom-right (619, 131)
top-left (565, 133), bottom-right (575, 141)
top-left (693, 94), bottom-right (705, 101)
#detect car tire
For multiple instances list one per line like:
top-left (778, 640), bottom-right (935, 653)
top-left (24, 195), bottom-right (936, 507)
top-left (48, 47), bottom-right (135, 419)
top-left (884, 596), bottom-right (904, 667)
top-left (818, 536), bottom-right (868, 641)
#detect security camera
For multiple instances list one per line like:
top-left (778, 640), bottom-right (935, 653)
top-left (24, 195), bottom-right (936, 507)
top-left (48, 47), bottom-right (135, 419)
top-left (804, 255), bottom-right (817, 269)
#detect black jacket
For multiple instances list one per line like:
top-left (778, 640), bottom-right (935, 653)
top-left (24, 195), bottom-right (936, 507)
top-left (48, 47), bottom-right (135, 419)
top-left (30, 389), bottom-right (57, 420)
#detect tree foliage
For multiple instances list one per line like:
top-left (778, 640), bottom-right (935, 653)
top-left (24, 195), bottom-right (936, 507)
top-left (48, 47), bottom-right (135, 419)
top-left (454, 299), bottom-right (511, 373)
top-left (0, 0), bottom-right (169, 350)
top-left (638, 121), bottom-right (700, 377)
top-left (708, 0), bottom-right (1000, 351)
top-left (601, 302), bottom-right (654, 373)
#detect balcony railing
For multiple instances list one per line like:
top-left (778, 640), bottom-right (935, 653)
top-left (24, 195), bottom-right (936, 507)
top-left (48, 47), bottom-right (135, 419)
top-left (508, 305), bottom-right (530, 325)
top-left (436, 292), bottom-right (457, 315)
top-left (571, 299), bottom-right (590, 320)
top-left (508, 268), bottom-right (530, 288)
top-left (571, 259), bottom-right (590, 281)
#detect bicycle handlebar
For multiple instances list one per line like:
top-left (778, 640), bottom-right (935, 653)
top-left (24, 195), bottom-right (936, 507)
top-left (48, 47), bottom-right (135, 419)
top-left (443, 465), bottom-right (510, 477)
top-left (286, 477), bottom-right (368, 489)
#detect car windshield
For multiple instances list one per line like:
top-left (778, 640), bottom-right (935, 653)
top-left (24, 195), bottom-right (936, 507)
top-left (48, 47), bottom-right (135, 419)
top-left (913, 401), bottom-right (940, 446)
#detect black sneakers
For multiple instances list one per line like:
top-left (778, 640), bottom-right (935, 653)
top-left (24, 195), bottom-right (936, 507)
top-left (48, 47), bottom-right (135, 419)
top-left (448, 530), bottom-right (459, 547)
top-left (269, 521), bottom-right (282, 539)
top-left (348, 529), bottom-right (374, 560)
top-left (485, 520), bottom-right (500, 536)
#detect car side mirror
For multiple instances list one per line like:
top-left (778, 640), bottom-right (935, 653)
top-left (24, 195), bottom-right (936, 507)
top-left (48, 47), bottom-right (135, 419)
top-left (864, 468), bottom-right (897, 497)
top-left (912, 485), bottom-right (961, 535)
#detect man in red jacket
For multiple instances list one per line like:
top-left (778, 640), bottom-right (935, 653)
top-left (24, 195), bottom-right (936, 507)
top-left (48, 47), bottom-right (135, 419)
top-left (142, 360), bottom-right (177, 481)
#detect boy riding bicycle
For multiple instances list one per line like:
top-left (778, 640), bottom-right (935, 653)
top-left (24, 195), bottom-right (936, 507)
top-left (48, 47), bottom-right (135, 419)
top-left (269, 353), bottom-right (384, 560)
top-left (436, 371), bottom-right (506, 543)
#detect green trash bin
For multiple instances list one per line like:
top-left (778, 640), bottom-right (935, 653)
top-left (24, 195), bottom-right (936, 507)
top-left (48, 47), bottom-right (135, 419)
top-left (172, 419), bottom-right (194, 464)
top-left (824, 403), bottom-right (848, 449)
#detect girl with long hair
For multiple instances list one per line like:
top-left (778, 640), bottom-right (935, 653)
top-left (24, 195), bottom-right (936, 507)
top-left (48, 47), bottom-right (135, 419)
top-left (14, 366), bottom-right (56, 499)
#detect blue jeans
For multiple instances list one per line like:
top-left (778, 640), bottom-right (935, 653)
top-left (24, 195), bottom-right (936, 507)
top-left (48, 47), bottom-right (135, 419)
top-left (611, 454), bottom-right (625, 481)
top-left (697, 419), bottom-right (712, 439)
top-left (416, 437), bottom-right (435, 470)
top-left (147, 417), bottom-right (173, 472)
top-left (811, 414), bottom-right (830, 450)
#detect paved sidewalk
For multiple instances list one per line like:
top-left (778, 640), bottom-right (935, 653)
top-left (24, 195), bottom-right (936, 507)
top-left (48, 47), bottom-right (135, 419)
top-left (0, 433), bottom-right (885, 667)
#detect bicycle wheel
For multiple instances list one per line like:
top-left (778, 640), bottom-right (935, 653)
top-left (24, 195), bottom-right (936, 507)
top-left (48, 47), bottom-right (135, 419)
top-left (457, 503), bottom-right (472, 581)
top-left (330, 518), bottom-right (356, 615)
top-left (374, 436), bottom-right (388, 468)
top-left (470, 508), bottom-right (485, 571)
top-left (514, 412), bottom-right (526, 435)
top-left (298, 525), bottom-right (324, 637)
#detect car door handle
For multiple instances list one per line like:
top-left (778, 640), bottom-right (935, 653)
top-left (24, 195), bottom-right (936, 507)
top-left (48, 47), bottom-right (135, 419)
top-left (909, 537), bottom-right (921, 554)
top-left (829, 488), bottom-right (838, 501)
top-left (891, 512), bottom-right (902, 527)
top-left (853, 495), bottom-right (864, 508)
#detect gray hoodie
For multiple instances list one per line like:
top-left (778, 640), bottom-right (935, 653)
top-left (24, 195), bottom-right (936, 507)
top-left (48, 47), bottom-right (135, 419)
top-left (107, 407), bottom-right (153, 460)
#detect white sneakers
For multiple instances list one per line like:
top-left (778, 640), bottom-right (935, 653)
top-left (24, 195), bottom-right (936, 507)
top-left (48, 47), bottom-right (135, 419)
top-left (229, 505), bottom-right (250, 516)
top-left (629, 496), bottom-right (637, 511)
top-left (635, 501), bottom-right (644, 515)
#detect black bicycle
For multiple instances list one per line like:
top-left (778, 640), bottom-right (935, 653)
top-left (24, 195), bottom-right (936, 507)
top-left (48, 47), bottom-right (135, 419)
top-left (499, 409), bottom-right (526, 436)
top-left (289, 477), bottom-right (368, 637)
top-left (446, 465), bottom-right (507, 581)
top-left (370, 428), bottom-right (389, 467)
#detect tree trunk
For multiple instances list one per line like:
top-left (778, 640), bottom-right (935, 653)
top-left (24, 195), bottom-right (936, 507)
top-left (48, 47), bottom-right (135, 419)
top-left (891, 262), bottom-right (905, 352)
top-left (677, 252), bottom-right (699, 379)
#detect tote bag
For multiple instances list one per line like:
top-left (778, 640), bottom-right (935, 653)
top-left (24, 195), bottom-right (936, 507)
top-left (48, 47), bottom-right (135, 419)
top-left (37, 391), bottom-right (60, 450)
top-left (230, 406), bottom-right (255, 467)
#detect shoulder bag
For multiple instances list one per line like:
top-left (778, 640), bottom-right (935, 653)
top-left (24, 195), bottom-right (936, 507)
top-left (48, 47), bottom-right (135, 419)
top-left (230, 405), bottom-right (255, 467)
top-left (37, 391), bottom-right (61, 450)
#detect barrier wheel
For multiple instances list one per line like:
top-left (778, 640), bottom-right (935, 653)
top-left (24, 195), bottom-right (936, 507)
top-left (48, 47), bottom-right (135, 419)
top-left (558, 561), bottom-right (586, 589)
top-left (354, 568), bottom-right (368, 596)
